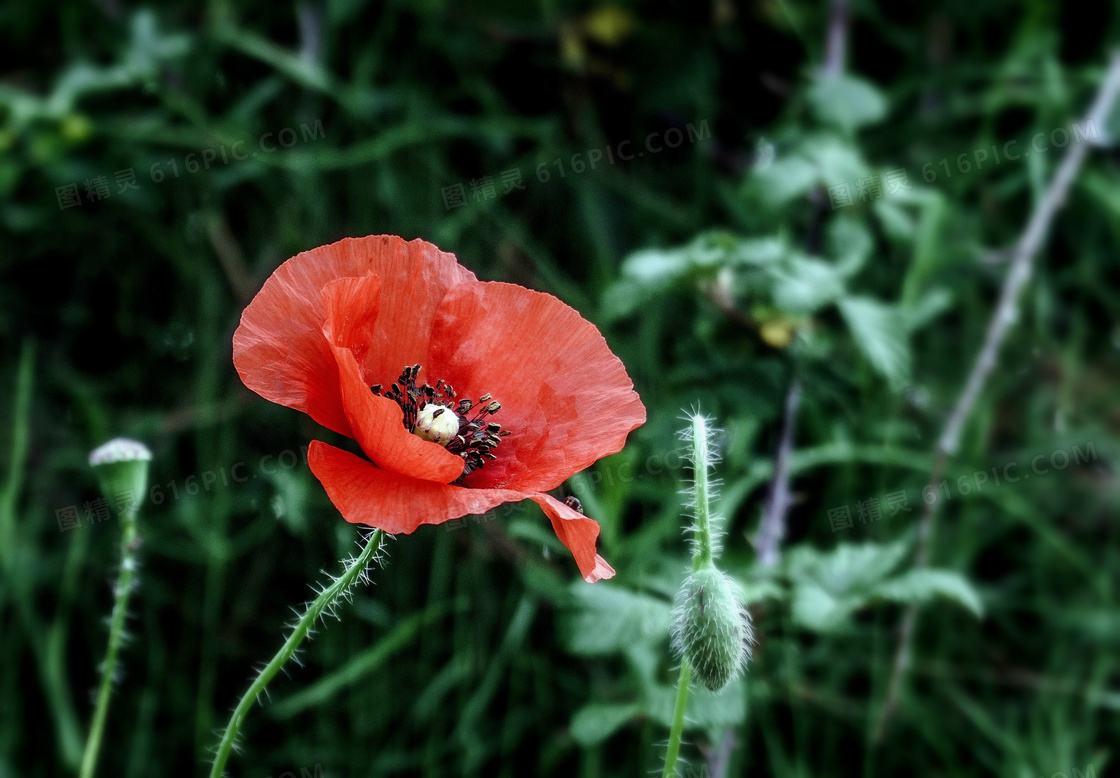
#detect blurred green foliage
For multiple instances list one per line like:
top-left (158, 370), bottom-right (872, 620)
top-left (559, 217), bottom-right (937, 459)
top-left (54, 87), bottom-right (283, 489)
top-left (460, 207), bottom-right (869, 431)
top-left (2, 1), bottom-right (1119, 777)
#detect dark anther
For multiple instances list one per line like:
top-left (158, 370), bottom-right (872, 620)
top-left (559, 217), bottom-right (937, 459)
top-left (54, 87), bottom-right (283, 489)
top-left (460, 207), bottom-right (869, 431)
top-left (564, 496), bottom-right (584, 514)
top-left (372, 363), bottom-right (507, 483)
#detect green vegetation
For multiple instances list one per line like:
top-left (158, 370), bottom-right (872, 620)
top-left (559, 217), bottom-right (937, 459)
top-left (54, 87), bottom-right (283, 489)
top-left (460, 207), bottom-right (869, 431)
top-left (2, 2), bottom-right (1117, 776)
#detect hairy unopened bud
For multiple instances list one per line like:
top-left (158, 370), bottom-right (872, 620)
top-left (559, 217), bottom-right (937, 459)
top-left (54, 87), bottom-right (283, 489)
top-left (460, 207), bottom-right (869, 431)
top-left (671, 565), bottom-right (753, 692)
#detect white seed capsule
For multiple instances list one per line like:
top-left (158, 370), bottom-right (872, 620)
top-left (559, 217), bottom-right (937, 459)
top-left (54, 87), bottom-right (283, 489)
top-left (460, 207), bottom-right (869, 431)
top-left (413, 403), bottom-right (460, 446)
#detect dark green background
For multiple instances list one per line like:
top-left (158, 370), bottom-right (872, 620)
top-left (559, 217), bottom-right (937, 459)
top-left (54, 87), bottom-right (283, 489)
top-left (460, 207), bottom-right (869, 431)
top-left (2, 1), bottom-right (1117, 776)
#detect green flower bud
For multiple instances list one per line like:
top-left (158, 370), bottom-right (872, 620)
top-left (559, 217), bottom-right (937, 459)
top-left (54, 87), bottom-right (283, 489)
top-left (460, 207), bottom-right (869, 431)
top-left (671, 565), bottom-right (753, 692)
top-left (89, 438), bottom-right (152, 517)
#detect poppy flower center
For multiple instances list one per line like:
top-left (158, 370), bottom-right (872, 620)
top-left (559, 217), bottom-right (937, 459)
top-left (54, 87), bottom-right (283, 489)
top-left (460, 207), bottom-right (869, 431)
top-left (372, 364), bottom-right (509, 480)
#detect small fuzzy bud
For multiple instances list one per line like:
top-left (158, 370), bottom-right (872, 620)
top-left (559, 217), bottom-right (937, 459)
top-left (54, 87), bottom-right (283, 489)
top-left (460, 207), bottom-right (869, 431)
top-left (671, 565), bottom-right (753, 692)
top-left (89, 438), bottom-right (152, 517)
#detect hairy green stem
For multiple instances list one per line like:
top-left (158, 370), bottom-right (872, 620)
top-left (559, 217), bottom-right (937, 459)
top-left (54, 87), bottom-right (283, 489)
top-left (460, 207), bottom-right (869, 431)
top-left (690, 414), bottom-right (713, 570)
top-left (661, 659), bottom-right (693, 778)
top-left (79, 509), bottom-right (139, 778)
top-left (208, 529), bottom-right (385, 778)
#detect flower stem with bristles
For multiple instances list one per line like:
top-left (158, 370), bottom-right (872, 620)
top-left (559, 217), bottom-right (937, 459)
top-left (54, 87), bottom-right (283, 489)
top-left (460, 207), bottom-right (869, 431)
top-left (663, 414), bottom-right (716, 777)
top-left (663, 412), bottom-right (754, 775)
top-left (689, 413), bottom-right (715, 571)
top-left (78, 506), bottom-right (139, 778)
top-left (208, 529), bottom-right (385, 778)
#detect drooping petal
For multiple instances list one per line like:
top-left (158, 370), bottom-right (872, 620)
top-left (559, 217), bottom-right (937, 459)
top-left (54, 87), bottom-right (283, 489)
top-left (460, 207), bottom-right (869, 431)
top-left (530, 493), bottom-right (616, 583)
top-left (308, 443), bottom-right (615, 580)
top-left (428, 281), bottom-right (645, 492)
top-left (233, 235), bottom-right (475, 436)
top-left (308, 441), bottom-right (519, 533)
top-left (325, 341), bottom-right (465, 483)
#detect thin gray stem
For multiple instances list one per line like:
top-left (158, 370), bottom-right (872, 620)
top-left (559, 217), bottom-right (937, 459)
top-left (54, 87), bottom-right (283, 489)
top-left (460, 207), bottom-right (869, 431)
top-left (756, 378), bottom-right (802, 567)
top-left (822, 0), bottom-right (850, 78)
top-left (873, 50), bottom-right (1120, 743)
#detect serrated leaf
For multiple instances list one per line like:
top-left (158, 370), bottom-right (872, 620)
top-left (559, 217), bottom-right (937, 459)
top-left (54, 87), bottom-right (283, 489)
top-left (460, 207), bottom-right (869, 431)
top-left (874, 569), bottom-right (984, 617)
top-left (770, 254), bottom-right (847, 314)
top-left (561, 583), bottom-right (672, 656)
top-left (837, 296), bottom-right (911, 388)
top-left (786, 539), bottom-right (911, 598)
top-left (570, 702), bottom-right (641, 746)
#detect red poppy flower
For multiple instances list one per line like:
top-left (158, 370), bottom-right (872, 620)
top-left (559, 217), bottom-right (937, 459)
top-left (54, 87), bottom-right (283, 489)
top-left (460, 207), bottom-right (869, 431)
top-left (233, 235), bottom-right (645, 582)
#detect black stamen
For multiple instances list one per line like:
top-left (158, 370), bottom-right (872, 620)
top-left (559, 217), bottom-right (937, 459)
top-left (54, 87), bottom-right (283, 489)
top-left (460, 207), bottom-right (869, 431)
top-left (371, 363), bottom-right (507, 483)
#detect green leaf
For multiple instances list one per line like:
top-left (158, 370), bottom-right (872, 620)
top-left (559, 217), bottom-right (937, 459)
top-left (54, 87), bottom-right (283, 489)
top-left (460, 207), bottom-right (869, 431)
top-left (837, 296), bottom-right (911, 388)
top-left (791, 582), bottom-right (857, 632)
top-left (826, 216), bottom-right (874, 277)
top-left (570, 702), bottom-right (641, 746)
top-left (903, 287), bottom-right (954, 332)
top-left (785, 540), bottom-right (982, 631)
top-left (728, 236), bottom-right (788, 268)
top-left (785, 539), bottom-right (913, 632)
top-left (807, 74), bottom-right (888, 131)
top-left (751, 155), bottom-right (820, 205)
top-left (603, 232), bottom-right (774, 323)
top-left (874, 569), bottom-right (984, 617)
top-left (560, 583), bottom-right (672, 656)
top-left (786, 539), bottom-right (911, 596)
top-left (872, 199), bottom-right (916, 240)
top-left (738, 578), bottom-right (785, 605)
top-left (803, 134), bottom-right (869, 186)
top-left (770, 254), bottom-right (848, 314)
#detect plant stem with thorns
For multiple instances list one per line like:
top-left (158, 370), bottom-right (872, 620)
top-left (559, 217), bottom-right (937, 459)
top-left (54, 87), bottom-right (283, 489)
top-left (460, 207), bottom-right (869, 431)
top-left (208, 529), bottom-right (386, 778)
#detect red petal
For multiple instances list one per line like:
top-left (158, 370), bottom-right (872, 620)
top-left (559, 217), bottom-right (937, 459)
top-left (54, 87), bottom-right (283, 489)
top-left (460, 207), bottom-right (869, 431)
top-left (309, 442), bottom-right (615, 581)
top-left (233, 236), bottom-right (475, 436)
top-left (428, 282), bottom-right (645, 491)
top-left (308, 440), bottom-right (519, 533)
top-left (530, 493), bottom-right (616, 583)
top-left (322, 278), bottom-right (464, 483)
top-left (320, 275), bottom-right (383, 383)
